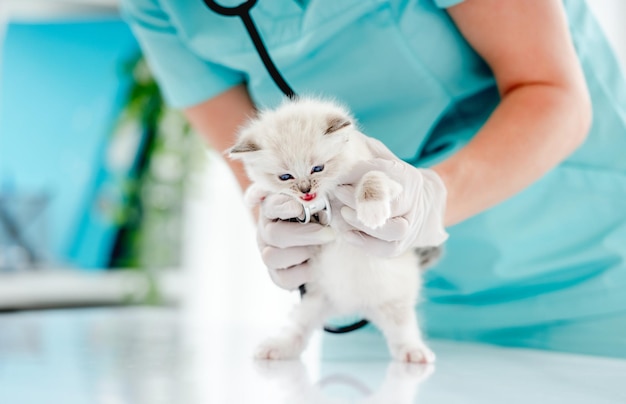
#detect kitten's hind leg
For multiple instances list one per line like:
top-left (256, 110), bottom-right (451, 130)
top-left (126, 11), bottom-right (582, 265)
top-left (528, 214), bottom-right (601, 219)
top-left (255, 293), bottom-right (329, 360)
top-left (355, 171), bottom-right (402, 229)
top-left (366, 301), bottom-right (435, 364)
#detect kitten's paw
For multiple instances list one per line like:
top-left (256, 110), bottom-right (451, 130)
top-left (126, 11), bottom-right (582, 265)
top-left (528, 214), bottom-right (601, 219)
top-left (254, 336), bottom-right (305, 360)
top-left (355, 171), bottom-right (402, 229)
top-left (356, 200), bottom-right (391, 229)
top-left (392, 343), bottom-right (436, 364)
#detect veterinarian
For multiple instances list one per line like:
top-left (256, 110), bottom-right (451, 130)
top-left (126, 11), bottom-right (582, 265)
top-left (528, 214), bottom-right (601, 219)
top-left (121, 0), bottom-right (626, 358)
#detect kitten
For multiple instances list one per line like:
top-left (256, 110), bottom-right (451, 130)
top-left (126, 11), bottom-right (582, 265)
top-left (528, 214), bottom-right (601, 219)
top-left (229, 98), bottom-right (435, 363)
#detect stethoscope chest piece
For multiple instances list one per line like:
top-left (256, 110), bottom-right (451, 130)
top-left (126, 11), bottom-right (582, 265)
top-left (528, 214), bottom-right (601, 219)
top-left (297, 196), bottom-right (332, 226)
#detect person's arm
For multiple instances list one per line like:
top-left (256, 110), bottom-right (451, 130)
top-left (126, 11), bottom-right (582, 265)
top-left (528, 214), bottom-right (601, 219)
top-left (184, 84), bottom-right (257, 190)
top-left (433, 0), bottom-right (592, 226)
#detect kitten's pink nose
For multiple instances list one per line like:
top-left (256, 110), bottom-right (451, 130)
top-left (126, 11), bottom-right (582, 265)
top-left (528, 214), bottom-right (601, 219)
top-left (301, 193), bottom-right (316, 202)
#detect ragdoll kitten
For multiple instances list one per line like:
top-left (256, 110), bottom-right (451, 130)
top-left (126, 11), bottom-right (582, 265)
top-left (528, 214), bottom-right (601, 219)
top-left (229, 98), bottom-right (435, 363)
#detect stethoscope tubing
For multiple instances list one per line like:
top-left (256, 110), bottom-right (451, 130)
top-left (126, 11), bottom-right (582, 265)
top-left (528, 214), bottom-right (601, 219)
top-left (202, 0), bottom-right (296, 99)
top-left (203, 0), bottom-right (368, 334)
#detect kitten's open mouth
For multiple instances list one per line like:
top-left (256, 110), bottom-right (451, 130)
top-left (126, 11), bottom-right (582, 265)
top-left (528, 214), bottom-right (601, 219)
top-left (301, 193), bottom-right (317, 202)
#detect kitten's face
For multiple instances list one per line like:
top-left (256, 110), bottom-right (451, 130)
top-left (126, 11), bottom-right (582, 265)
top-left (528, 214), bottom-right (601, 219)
top-left (230, 99), bottom-right (355, 203)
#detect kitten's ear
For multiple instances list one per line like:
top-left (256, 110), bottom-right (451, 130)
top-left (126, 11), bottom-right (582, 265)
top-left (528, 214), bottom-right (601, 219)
top-left (324, 115), bottom-right (352, 135)
top-left (229, 138), bottom-right (261, 156)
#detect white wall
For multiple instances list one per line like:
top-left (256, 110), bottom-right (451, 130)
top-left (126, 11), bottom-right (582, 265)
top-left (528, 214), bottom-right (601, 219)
top-left (587, 0), bottom-right (626, 69)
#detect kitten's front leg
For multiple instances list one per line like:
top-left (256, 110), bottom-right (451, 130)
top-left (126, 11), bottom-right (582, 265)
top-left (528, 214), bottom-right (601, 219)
top-left (366, 301), bottom-right (435, 364)
top-left (255, 293), bottom-right (329, 360)
top-left (243, 183), bottom-right (268, 207)
top-left (355, 170), bottom-right (402, 229)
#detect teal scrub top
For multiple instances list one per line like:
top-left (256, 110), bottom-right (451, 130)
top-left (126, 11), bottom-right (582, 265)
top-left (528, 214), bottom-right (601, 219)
top-left (121, 0), bottom-right (626, 338)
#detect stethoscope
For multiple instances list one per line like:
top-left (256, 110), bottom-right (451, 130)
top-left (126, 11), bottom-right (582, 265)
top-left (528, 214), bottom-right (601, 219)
top-left (203, 0), bottom-right (369, 334)
top-left (202, 0), bottom-right (296, 99)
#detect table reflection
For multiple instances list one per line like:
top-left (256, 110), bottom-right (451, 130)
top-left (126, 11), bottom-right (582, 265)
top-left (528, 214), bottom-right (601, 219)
top-left (254, 359), bottom-right (433, 404)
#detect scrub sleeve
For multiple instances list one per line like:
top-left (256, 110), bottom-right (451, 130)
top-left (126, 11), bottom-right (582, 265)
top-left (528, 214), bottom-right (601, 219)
top-left (120, 0), bottom-right (245, 107)
top-left (121, 0), bottom-right (626, 358)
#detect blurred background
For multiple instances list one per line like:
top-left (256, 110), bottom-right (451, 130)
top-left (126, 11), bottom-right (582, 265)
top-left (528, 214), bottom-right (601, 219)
top-left (0, 0), bottom-right (259, 312)
top-left (0, 0), bottom-right (625, 312)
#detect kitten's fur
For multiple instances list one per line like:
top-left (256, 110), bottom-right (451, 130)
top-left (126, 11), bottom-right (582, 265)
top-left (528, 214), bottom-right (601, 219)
top-left (230, 98), bottom-right (435, 363)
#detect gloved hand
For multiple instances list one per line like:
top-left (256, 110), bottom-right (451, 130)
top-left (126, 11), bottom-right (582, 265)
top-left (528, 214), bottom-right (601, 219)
top-left (254, 193), bottom-right (335, 291)
top-left (334, 136), bottom-right (448, 257)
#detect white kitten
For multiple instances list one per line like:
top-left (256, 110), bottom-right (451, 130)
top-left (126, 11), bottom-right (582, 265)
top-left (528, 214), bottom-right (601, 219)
top-left (229, 98), bottom-right (435, 363)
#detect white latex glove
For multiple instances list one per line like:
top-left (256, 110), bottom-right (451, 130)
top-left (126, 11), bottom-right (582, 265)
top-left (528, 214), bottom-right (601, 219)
top-left (253, 193), bottom-right (335, 291)
top-left (334, 137), bottom-right (448, 257)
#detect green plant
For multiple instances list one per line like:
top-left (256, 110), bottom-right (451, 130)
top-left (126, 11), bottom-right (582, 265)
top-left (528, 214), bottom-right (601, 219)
top-left (108, 54), bottom-right (204, 293)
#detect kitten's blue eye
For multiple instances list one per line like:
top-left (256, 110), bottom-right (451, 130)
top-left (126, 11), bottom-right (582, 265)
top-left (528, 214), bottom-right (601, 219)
top-left (311, 165), bottom-right (325, 174)
top-left (278, 174), bottom-right (293, 181)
